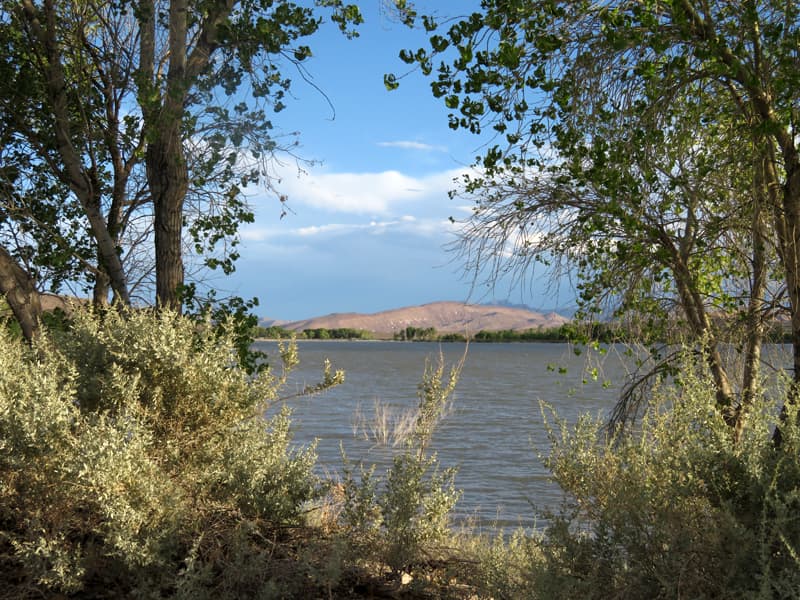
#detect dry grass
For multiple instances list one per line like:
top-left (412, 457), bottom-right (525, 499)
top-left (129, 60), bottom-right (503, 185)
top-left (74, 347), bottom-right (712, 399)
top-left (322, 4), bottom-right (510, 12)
top-left (352, 398), bottom-right (422, 448)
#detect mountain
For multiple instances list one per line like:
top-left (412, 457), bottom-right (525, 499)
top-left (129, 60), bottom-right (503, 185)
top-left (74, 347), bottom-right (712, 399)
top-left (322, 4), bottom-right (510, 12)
top-left (272, 301), bottom-right (569, 336)
top-left (491, 298), bottom-right (578, 317)
top-left (257, 317), bottom-right (289, 328)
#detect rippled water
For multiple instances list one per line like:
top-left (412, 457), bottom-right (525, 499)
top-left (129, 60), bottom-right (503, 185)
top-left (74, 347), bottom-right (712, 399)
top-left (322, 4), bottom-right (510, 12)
top-left (255, 340), bottom-right (632, 531)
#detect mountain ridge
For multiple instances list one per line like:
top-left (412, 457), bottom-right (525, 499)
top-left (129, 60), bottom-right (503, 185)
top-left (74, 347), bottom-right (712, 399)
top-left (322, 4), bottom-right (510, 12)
top-left (261, 301), bottom-right (570, 335)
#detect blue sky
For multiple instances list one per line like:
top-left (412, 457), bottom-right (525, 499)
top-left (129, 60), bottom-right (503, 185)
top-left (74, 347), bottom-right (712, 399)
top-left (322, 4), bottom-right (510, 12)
top-left (224, 2), bottom-right (571, 321)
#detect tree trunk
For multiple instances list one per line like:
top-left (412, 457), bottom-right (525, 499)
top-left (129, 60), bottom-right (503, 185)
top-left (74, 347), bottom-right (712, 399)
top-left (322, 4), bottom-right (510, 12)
top-left (736, 149), bottom-right (770, 442)
top-left (785, 169), bottom-right (800, 388)
top-left (669, 242), bottom-right (735, 415)
top-left (140, 0), bottom-right (189, 312)
top-left (0, 247), bottom-right (41, 341)
top-left (147, 134), bottom-right (187, 311)
top-left (92, 265), bottom-right (110, 307)
top-left (137, 0), bottom-right (233, 311)
top-left (773, 162), bottom-right (800, 445)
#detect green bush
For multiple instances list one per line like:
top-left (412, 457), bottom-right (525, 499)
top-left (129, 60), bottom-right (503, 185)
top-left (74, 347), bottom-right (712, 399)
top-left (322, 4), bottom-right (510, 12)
top-left (339, 353), bottom-right (463, 577)
top-left (467, 350), bottom-right (800, 599)
top-left (0, 308), bottom-right (326, 598)
top-left (14, 307), bottom-right (796, 599)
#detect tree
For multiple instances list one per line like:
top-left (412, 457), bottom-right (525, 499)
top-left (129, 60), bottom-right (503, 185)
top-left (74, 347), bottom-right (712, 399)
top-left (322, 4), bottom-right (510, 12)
top-left (0, 0), bottom-right (364, 337)
top-left (452, 90), bottom-right (774, 433)
top-left (135, 0), bottom-right (362, 310)
top-left (397, 0), bottom-right (800, 437)
top-left (2, 0), bottom-right (140, 311)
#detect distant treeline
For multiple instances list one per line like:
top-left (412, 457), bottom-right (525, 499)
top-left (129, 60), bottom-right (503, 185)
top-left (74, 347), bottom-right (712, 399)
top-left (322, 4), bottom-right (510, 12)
top-left (253, 325), bottom-right (372, 340)
top-left (393, 324), bottom-right (576, 342)
top-left (254, 321), bottom-right (794, 344)
top-left (255, 323), bottom-right (632, 343)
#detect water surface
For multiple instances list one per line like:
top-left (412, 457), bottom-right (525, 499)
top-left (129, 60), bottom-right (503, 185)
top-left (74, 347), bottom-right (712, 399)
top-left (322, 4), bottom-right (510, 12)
top-left (256, 340), bottom-right (631, 530)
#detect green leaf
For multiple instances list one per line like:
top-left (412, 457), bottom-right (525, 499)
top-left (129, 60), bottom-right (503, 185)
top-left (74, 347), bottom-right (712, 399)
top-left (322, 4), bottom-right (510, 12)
top-left (384, 73), bottom-right (400, 91)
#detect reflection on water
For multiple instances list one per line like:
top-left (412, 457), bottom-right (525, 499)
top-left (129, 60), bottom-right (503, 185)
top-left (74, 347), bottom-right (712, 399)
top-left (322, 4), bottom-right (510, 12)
top-left (256, 340), bottom-right (626, 531)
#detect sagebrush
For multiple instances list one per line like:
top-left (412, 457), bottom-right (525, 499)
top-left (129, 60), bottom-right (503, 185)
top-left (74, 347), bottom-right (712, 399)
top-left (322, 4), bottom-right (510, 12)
top-left (0, 308), bottom-right (328, 598)
top-left (461, 352), bottom-right (800, 599)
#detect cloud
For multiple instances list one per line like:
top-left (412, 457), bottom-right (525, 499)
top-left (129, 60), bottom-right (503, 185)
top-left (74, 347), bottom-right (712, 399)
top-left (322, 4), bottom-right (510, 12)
top-left (240, 163), bottom-right (473, 265)
top-left (271, 164), bottom-right (470, 216)
top-left (296, 223), bottom-right (360, 237)
top-left (377, 140), bottom-right (449, 153)
top-left (241, 215), bottom-right (458, 244)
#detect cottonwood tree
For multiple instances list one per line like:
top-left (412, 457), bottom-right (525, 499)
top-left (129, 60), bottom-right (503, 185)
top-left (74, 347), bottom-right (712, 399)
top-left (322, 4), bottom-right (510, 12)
top-left (1, 0), bottom-right (139, 327)
top-left (0, 0), bottom-right (363, 338)
top-left (396, 0), bottom-right (799, 436)
top-left (136, 0), bottom-right (362, 310)
top-left (451, 88), bottom-right (777, 436)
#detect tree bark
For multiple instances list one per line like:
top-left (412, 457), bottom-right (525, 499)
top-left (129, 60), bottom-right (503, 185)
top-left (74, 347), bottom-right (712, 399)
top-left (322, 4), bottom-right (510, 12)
top-left (658, 222), bottom-right (736, 416)
top-left (0, 247), bottom-right (41, 341)
top-left (736, 149), bottom-right (770, 442)
top-left (92, 264), bottom-right (110, 307)
top-left (676, 0), bottom-right (800, 440)
top-left (139, 0), bottom-right (233, 311)
top-left (147, 133), bottom-right (188, 311)
top-left (142, 0), bottom-right (189, 311)
top-left (674, 268), bottom-right (735, 416)
top-left (772, 162), bottom-right (800, 445)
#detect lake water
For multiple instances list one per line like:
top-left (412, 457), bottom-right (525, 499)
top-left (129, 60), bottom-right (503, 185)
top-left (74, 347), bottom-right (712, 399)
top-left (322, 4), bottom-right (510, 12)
top-left (255, 340), bottom-right (632, 531)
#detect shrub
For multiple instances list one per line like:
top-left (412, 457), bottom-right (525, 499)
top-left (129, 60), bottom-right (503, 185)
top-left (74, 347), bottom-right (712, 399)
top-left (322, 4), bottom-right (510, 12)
top-left (0, 308), bottom-right (335, 598)
top-left (339, 353), bottom-right (463, 578)
top-left (478, 349), bottom-right (800, 599)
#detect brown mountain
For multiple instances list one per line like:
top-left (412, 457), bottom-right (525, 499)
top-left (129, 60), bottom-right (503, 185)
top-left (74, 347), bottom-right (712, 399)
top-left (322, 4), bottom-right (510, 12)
top-left (277, 301), bottom-right (569, 336)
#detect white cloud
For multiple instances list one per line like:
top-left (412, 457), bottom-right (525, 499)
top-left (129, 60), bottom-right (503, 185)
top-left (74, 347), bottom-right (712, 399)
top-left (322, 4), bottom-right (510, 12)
top-left (240, 163), bottom-right (475, 257)
top-left (271, 164), bottom-right (471, 216)
top-left (377, 140), bottom-right (448, 153)
top-left (296, 223), bottom-right (358, 237)
top-left (296, 218), bottom-right (437, 237)
top-left (241, 215), bottom-right (459, 245)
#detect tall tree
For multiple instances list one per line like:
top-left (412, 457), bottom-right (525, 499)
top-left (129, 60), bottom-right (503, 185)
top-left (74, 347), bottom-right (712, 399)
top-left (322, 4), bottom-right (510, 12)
top-left (135, 0), bottom-right (362, 310)
top-left (0, 0), bottom-right (364, 331)
top-left (396, 0), bottom-right (799, 433)
top-left (3, 0), bottom-right (139, 307)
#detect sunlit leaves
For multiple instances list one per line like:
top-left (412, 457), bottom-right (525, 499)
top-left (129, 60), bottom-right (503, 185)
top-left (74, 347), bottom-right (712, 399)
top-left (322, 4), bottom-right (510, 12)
top-left (395, 2), bottom-right (795, 425)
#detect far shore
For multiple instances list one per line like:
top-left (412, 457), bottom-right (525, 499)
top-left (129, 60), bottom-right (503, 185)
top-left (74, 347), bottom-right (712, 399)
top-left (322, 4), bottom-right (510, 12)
top-left (253, 335), bottom-right (571, 343)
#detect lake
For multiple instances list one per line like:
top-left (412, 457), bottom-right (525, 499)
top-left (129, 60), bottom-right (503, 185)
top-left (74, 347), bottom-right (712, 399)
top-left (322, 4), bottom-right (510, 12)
top-left (255, 340), bottom-right (632, 531)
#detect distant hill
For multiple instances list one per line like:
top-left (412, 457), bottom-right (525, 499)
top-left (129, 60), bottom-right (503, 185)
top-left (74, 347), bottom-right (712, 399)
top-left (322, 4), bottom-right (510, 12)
top-left (257, 317), bottom-right (289, 329)
top-left (270, 301), bottom-right (569, 336)
top-left (490, 298), bottom-right (578, 317)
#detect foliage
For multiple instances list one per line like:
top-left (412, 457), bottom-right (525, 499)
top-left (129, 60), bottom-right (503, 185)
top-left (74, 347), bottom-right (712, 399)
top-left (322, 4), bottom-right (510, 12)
top-left (181, 286), bottom-right (267, 374)
top-left (456, 353), bottom-right (800, 599)
top-left (389, 324), bottom-right (623, 343)
top-left (393, 325), bottom-right (439, 341)
top-left (302, 327), bottom-right (372, 340)
top-left (438, 332), bottom-right (468, 342)
top-left (7, 287), bottom-right (800, 598)
top-left (0, 0), bottom-right (365, 316)
top-left (0, 0), bottom-right (148, 305)
top-left (0, 307), bottom-right (337, 598)
top-left (338, 352), bottom-right (464, 576)
top-left (473, 327), bottom-right (568, 343)
top-left (394, 0), bottom-right (800, 430)
top-left (0, 306), bottom-right (477, 598)
top-left (254, 324), bottom-right (295, 339)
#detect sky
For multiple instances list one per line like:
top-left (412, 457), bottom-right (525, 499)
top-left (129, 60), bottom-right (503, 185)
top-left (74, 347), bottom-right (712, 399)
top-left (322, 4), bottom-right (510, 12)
top-left (222, 2), bottom-right (572, 321)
